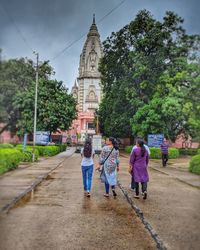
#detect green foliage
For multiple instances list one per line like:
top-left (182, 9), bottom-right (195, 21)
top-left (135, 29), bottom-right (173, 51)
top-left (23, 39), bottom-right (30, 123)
top-left (0, 56), bottom-right (76, 135)
top-left (0, 58), bottom-right (36, 134)
top-left (43, 146), bottom-right (60, 156)
top-left (150, 148), bottom-right (179, 159)
top-left (198, 149), bottom-right (200, 155)
top-left (149, 148), bottom-right (162, 159)
top-left (15, 144), bottom-right (66, 156)
top-left (179, 148), bottom-right (199, 156)
top-left (189, 154), bottom-right (200, 175)
top-left (0, 149), bottom-right (23, 174)
top-left (0, 143), bottom-right (14, 148)
top-left (98, 9), bottom-right (200, 141)
top-left (124, 146), bottom-right (133, 154)
top-left (124, 146), bottom-right (179, 159)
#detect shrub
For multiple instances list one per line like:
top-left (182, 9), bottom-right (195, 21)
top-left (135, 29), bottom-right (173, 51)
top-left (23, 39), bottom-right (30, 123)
top-left (16, 148), bottom-right (39, 162)
top-left (0, 143), bottom-right (14, 149)
top-left (0, 149), bottom-right (23, 174)
top-left (179, 148), bottom-right (199, 156)
top-left (56, 144), bottom-right (67, 152)
top-left (124, 146), bottom-right (133, 154)
top-left (189, 154), bottom-right (200, 175)
top-left (197, 149), bottom-right (200, 155)
top-left (43, 146), bottom-right (60, 156)
top-left (149, 148), bottom-right (162, 159)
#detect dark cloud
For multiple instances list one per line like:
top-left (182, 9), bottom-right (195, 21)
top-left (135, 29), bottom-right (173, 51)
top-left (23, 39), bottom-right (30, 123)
top-left (0, 0), bottom-right (199, 89)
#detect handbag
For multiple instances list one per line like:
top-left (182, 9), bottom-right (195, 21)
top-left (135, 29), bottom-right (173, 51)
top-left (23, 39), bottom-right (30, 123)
top-left (100, 147), bottom-right (114, 183)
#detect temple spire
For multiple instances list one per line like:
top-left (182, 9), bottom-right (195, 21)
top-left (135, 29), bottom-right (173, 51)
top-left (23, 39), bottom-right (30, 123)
top-left (93, 14), bottom-right (95, 24)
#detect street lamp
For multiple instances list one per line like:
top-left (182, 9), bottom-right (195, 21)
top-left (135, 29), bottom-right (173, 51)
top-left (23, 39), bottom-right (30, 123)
top-left (32, 51), bottom-right (39, 162)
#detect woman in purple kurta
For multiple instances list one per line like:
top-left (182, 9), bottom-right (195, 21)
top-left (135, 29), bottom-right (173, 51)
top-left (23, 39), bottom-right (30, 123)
top-left (129, 139), bottom-right (149, 199)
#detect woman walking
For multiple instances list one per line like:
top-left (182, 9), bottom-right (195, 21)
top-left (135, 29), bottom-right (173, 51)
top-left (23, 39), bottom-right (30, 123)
top-left (97, 137), bottom-right (119, 198)
top-left (81, 139), bottom-right (95, 197)
top-left (129, 139), bottom-right (149, 199)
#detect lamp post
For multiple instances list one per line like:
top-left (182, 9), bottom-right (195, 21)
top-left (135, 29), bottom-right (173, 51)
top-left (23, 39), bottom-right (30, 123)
top-left (32, 52), bottom-right (39, 162)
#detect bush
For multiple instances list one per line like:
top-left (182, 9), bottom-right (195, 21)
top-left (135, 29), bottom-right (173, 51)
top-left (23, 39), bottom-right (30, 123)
top-left (43, 146), bottom-right (60, 156)
top-left (149, 148), bottom-right (162, 159)
top-left (189, 154), bottom-right (200, 175)
top-left (124, 146), bottom-right (133, 154)
top-left (150, 147), bottom-right (179, 159)
top-left (0, 143), bottom-right (14, 149)
top-left (16, 148), bottom-right (39, 162)
top-left (198, 149), bottom-right (200, 155)
top-left (56, 144), bottom-right (67, 152)
top-left (179, 148), bottom-right (199, 156)
top-left (0, 149), bottom-right (23, 174)
top-left (15, 144), bottom-right (65, 157)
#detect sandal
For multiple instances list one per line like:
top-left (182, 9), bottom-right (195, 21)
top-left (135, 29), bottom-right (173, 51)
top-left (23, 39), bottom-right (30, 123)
top-left (134, 195), bottom-right (140, 199)
top-left (87, 192), bottom-right (91, 197)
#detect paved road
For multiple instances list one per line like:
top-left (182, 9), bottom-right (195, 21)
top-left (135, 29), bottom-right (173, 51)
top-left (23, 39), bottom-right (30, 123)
top-left (0, 153), bottom-right (156, 250)
top-left (119, 155), bottom-right (200, 250)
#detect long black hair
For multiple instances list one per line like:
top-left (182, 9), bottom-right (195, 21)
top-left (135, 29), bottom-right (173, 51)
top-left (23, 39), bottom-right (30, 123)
top-left (137, 139), bottom-right (146, 157)
top-left (109, 137), bottom-right (119, 150)
top-left (83, 139), bottom-right (92, 158)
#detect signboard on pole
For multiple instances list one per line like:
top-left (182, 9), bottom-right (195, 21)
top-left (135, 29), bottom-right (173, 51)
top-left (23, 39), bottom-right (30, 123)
top-left (36, 131), bottom-right (50, 145)
top-left (147, 134), bottom-right (164, 147)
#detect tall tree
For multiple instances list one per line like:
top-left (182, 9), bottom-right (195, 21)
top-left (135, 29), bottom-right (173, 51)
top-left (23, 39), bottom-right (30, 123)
top-left (98, 10), bottom-right (200, 141)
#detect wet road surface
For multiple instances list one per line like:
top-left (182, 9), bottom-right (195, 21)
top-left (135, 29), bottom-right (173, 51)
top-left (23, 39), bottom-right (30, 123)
top-left (0, 153), bottom-right (156, 250)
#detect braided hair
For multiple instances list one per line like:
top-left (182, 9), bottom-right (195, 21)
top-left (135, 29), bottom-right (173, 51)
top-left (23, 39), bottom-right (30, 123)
top-left (83, 139), bottom-right (92, 158)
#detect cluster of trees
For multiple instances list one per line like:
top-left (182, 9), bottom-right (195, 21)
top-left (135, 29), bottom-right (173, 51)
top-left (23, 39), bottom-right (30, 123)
top-left (98, 10), bottom-right (200, 142)
top-left (0, 55), bottom-right (76, 137)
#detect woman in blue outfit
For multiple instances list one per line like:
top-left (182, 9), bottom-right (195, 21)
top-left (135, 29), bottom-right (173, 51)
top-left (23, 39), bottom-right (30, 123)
top-left (97, 137), bottom-right (119, 198)
top-left (81, 139), bottom-right (95, 197)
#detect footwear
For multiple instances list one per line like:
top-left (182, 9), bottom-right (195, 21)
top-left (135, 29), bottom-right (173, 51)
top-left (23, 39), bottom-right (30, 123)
top-left (134, 195), bottom-right (140, 199)
top-left (112, 189), bottom-right (117, 197)
top-left (143, 191), bottom-right (147, 200)
top-left (86, 192), bottom-right (91, 197)
top-left (104, 194), bottom-right (109, 198)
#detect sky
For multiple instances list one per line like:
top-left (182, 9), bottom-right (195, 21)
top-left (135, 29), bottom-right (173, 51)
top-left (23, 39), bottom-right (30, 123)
top-left (0, 0), bottom-right (200, 90)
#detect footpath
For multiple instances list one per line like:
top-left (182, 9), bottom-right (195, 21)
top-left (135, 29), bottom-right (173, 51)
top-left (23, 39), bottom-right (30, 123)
top-left (119, 154), bottom-right (200, 250)
top-left (0, 147), bottom-right (75, 214)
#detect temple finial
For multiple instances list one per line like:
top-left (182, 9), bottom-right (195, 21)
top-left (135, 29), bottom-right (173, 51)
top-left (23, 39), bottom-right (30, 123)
top-left (93, 14), bottom-right (95, 24)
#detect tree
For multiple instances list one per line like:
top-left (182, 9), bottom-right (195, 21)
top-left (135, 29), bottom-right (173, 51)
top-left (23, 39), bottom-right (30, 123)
top-left (98, 10), bottom-right (200, 141)
top-left (13, 78), bottom-right (76, 135)
top-left (0, 57), bottom-right (36, 134)
top-left (0, 55), bottom-right (77, 136)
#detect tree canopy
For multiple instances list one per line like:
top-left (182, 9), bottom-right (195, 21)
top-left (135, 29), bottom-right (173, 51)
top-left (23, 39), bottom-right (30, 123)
top-left (0, 56), bottom-right (76, 136)
top-left (98, 10), bottom-right (200, 141)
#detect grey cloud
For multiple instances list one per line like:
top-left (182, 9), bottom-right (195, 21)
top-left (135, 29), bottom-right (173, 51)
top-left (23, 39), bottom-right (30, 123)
top-left (0, 0), bottom-right (199, 90)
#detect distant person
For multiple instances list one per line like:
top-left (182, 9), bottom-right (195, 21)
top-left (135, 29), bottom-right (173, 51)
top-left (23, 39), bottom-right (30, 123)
top-left (160, 138), bottom-right (169, 167)
top-left (81, 139), bottom-right (95, 197)
top-left (129, 139), bottom-right (149, 199)
top-left (97, 137), bottom-right (119, 198)
top-left (130, 138), bottom-right (150, 191)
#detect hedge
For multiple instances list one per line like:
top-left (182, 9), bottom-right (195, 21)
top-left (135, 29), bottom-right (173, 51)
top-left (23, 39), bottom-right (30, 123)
top-left (179, 148), bottom-right (199, 156)
top-left (0, 143), bottom-right (14, 149)
top-left (189, 154), bottom-right (200, 175)
top-left (15, 144), bottom-right (66, 156)
top-left (16, 148), bottom-right (39, 162)
top-left (124, 146), bottom-right (179, 159)
top-left (0, 149), bottom-right (23, 174)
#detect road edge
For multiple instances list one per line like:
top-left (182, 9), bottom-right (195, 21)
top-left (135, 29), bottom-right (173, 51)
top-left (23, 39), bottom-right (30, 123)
top-left (118, 180), bottom-right (167, 250)
top-left (0, 150), bottom-right (75, 215)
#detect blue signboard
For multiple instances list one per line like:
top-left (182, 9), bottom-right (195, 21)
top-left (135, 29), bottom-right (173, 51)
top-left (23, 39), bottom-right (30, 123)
top-left (36, 131), bottom-right (50, 145)
top-left (148, 134), bottom-right (164, 147)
